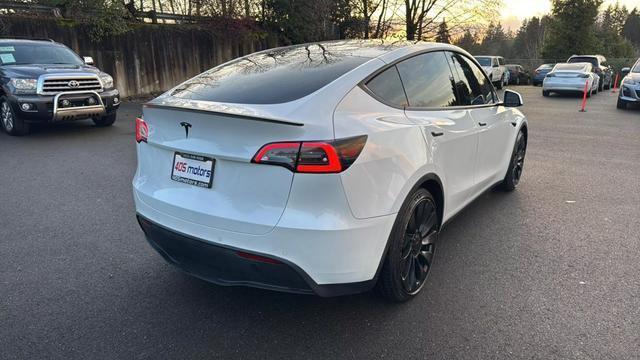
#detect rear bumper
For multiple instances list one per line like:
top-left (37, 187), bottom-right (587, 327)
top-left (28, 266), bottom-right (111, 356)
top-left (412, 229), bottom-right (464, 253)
top-left (6, 88), bottom-right (120, 123)
top-left (137, 215), bottom-right (379, 297)
top-left (132, 171), bottom-right (397, 296)
top-left (543, 80), bottom-right (590, 93)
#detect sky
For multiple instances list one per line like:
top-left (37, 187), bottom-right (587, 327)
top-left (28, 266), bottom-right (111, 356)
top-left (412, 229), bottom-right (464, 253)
top-left (501, 0), bottom-right (640, 30)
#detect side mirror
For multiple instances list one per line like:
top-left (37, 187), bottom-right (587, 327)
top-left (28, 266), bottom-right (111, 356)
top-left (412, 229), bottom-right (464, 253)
top-left (621, 67), bottom-right (630, 76)
top-left (83, 56), bottom-right (94, 65)
top-left (502, 89), bottom-right (523, 107)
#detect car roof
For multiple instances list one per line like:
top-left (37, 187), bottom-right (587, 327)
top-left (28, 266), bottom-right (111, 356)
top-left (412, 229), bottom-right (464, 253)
top-left (249, 40), bottom-right (473, 67)
top-left (0, 38), bottom-right (59, 45)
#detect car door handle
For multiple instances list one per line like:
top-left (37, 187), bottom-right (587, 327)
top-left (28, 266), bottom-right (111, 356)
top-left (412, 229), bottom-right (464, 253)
top-left (431, 131), bottom-right (444, 137)
top-left (478, 122), bottom-right (487, 127)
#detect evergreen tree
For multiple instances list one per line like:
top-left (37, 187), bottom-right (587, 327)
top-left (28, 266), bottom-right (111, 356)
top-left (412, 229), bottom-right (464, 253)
top-left (623, 9), bottom-right (640, 49)
top-left (542, 0), bottom-right (603, 59)
top-left (435, 19), bottom-right (451, 44)
top-left (512, 16), bottom-right (549, 59)
top-left (480, 22), bottom-right (512, 56)
top-left (599, 4), bottom-right (635, 57)
top-left (454, 29), bottom-right (478, 53)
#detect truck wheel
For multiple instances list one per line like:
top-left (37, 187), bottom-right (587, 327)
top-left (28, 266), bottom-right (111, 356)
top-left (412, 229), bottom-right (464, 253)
top-left (92, 113), bottom-right (117, 127)
top-left (497, 75), bottom-right (504, 90)
top-left (1, 97), bottom-right (29, 136)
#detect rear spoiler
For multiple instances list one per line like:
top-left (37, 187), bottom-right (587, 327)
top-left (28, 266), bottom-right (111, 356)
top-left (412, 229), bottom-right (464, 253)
top-left (143, 103), bottom-right (304, 127)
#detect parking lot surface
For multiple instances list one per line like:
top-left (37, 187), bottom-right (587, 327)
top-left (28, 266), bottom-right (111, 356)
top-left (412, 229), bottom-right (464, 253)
top-left (1, 86), bottom-right (639, 359)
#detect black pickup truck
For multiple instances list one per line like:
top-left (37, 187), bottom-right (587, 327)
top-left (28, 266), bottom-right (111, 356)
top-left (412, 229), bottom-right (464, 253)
top-left (0, 38), bottom-right (120, 136)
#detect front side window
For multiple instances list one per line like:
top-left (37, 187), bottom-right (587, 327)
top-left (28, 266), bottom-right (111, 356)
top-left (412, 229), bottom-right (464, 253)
top-left (365, 65), bottom-right (408, 107)
top-left (498, 58), bottom-right (505, 65)
top-left (395, 51), bottom-right (458, 108)
top-left (446, 51), bottom-right (495, 105)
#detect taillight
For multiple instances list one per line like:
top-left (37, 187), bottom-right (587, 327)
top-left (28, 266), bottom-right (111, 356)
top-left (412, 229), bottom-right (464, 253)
top-left (135, 117), bottom-right (148, 143)
top-left (252, 135), bottom-right (367, 174)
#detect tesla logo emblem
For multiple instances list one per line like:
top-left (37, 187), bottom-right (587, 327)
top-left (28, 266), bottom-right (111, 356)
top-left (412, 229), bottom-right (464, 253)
top-left (180, 122), bottom-right (192, 138)
top-left (68, 80), bottom-right (80, 88)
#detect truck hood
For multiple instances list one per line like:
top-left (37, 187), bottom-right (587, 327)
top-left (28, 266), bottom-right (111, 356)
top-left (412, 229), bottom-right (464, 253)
top-left (1, 64), bottom-right (101, 78)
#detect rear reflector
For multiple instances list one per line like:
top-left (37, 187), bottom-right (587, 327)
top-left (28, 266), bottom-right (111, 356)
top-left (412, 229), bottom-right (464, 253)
top-left (252, 135), bottom-right (367, 174)
top-left (135, 117), bottom-right (148, 143)
top-left (236, 251), bottom-right (282, 265)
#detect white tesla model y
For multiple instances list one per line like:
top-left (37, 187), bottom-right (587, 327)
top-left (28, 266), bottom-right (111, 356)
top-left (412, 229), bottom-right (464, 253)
top-left (133, 40), bottom-right (528, 301)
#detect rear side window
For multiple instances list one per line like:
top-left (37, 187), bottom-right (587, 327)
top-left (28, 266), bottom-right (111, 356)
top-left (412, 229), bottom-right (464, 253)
top-left (396, 51), bottom-right (458, 108)
top-left (498, 58), bottom-right (505, 65)
top-left (446, 51), bottom-right (495, 105)
top-left (365, 66), bottom-right (408, 107)
top-left (171, 44), bottom-right (370, 104)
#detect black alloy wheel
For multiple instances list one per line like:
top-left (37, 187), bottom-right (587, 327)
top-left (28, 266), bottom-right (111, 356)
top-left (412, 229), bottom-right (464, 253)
top-left (377, 188), bottom-right (439, 302)
top-left (500, 130), bottom-right (527, 191)
top-left (399, 196), bottom-right (437, 294)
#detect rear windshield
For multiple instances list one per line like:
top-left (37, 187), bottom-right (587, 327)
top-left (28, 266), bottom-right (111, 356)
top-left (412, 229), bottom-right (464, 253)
top-left (475, 57), bottom-right (491, 66)
top-left (0, 43), bottom-right (83, 65)
top-left (171, 43), bottom-right (371, 104)
top-left (554, 63), bottom-right (588, 71)
top-left (568, 57), bottom-right (598, 67)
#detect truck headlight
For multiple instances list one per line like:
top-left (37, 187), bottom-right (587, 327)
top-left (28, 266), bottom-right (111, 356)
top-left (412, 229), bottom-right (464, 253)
top-left (99, 73), bottom-right (114, 89)
top-left (10, 79), bottom-right (37, 94)
top-left (622, 77), bottom-right (636, 86)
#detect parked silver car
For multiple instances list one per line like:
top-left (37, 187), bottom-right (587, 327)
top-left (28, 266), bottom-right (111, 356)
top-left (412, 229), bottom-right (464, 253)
top-left (542, 63), bottom-right (599, 97)
top-left (618, 58), bottom-right (640, 110)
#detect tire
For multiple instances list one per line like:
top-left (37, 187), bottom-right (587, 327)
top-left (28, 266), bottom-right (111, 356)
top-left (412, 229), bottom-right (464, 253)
top-left (499, 130), bottom-right (527, 191)
top-left (542, 90), bottom-right (550, 97)
top-left (598, 80), bottom-right (603, 92)
top-left (92, 113), bottom-right (117, 127)
top-left (617, 98), bottom-right (628, 110)
top-left (0, 97), bottom-right (29, 136)
top-left (497, 76), bottom-right (504, 90)
top-left (377, 188), bottom-right (438, 302)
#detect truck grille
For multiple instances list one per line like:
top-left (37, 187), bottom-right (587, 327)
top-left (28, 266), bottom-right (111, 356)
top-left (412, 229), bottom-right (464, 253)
top-left (40, 76), bottom-right (102, 94)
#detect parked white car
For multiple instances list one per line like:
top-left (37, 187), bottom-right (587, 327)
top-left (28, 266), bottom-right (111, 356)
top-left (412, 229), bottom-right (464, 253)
top-left (474, 55), bottom-right (508, 89)
top-left (542, 62), bottom-right (599, 97)
top-left (133, 41), bottom-right (528, 302)
top-left (618, 58), bottom-right (640, 109)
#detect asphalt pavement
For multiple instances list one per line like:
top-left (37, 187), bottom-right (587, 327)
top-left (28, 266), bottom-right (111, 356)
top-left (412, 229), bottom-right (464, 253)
top-left (1, 86), bottom-right (639, 359)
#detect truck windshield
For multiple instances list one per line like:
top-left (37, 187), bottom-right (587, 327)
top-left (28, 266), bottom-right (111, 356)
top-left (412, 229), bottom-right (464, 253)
top-left (0, 43), bottom-right (83, 66)
top-left (475, 57), bottom-right (492, 66)
top-left (632, 61), bottom-right (640, 73)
